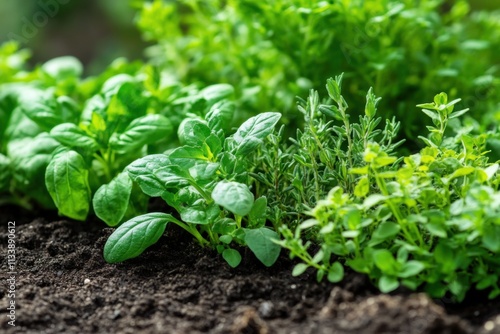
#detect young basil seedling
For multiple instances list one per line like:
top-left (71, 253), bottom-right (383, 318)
top-left (104, 111), bottom-right (282, 267)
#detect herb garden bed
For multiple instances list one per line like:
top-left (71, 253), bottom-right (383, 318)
top-left (2, 1), bottom-right (500, 333)
top-left (2, 207), bottom-right (499, 334)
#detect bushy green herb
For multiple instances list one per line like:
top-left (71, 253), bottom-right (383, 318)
top-left (278, 86), bottom-right (500, 301)
top-left (253, 74), bottom-right (404, 231)
top-left (18, 73), bottom-right (173, 222)
top-left (136, 0), bottom-right (500, 141)
top-left (1, 0), bottom-right (500, 303)
top-left (104, 111), bottom-right (282, 267)
top-left (0, 48), bottom-right (241, 223)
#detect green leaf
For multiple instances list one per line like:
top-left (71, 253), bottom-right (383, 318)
top-left (372, 221), bottom-right (400, 240)
top-left (42, 56), bottom-right (83, 79)
top-left (421, 109), bottom-right (439, 122)
top-left (364, 87), bottom-right (380, 118)
top-left (319, 104), bottom-right (342, 120)
top-left (7, 134), bottom-right (60, 208)
top-left (373, 249), bottom-right (399, 275)
top-left (292, 263), bottom-right (309, 276)
top-left (201, 84), bottom-right (234, 103)
top-left (448, 166), bottom-right (475, 180)
top-left (45, 150), bottom-right (91, 220)
top-left (178, 118), bottom-right (211, 147)
top-left (354, 176), bottom-right (369, 198)
top-left (212, 218), bottom-right (237, 235)
top-left (108, 80), bottom-right (148, 121)
top-left (188, 162), bottom-right (220, 181)
top-left (219, 235), bottom-right (232, 244)
top-left (326, 76), bottom-right (342, 102)
top-left (222, 248), bottom-right (242, 268)
top-left (109, 114), bottom-right (173, 153)
top-left (169, 146), bottom-right (209, 169)
top-left (212, 181), bottom-right (254, 216)
top-left (327, 262), bottom-right (344, 282)
top-left (50, 123), bottom-right (99, 150)
top-left (399, 261), bottom-right (425, 278)
top-left (448, 108), bottom-right (469, 119)
top-left (154, 165), bottom-right (191, 187)
top-left (233, 112), bottom-right (281, 155)
top-left (127, 154), bottom-right (171, 197)
top-left (19, 89), bottom-right (78, 131)
top-left (101, 74), bottom-right (135, 97)
top-left (434, 242), bottom-right (456, 273)
top-left (482, 224), bottom-right (500, 253)
top-left (206, 100), bottom-right (235, 132)
top-left (483, 164), bottom-right (499, 181)
top-left (93, 172), bottom-right (133, 227)
top-left (379, 275), bottom-right (399, 293)
top-left (103, 212), bottom-right (171, 263)
top-left (363, 194), bottom-right (386, 209)
top-left (180, 204), bottom-right (220, 225)
top-left (434, 92), bottom-right (448, 106)
top-left (0, 154), bottom-right (11, 191)
top-left (244, 227), bottom-right (281, 267)
top-left (425, 221), bottom-right (447, 238)
top-left (248, 196), bottom-right (267, 227)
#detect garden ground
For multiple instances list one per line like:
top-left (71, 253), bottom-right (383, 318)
top-left (1, 206), bottom-right (500, 334)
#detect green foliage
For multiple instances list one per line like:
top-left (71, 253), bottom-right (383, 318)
top-left (1, 0), bottom-right (500, 302)
top-left (277, 85), bottom-right (500, 301)
top-left (253, 74), bottom-right (404, 232)
top-left (104, 212), bottom-right (172, 263)
top-left (0, 48), bottom-right (240, 223)
top-left (45, 149), bottom-right (91, 220)
top-left (136, 0), bottom-right (500, 140)
top-left (104, 112), bottom-right (282, 267)
top-left (30, 74), bottom-right (175, 223)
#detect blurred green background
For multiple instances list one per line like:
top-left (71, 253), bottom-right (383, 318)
top-left (1, 0), bottom-right (499, 76)
top-left (0, 0), bottom-right (146, 75)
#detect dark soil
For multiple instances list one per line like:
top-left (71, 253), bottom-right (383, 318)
top-left (1, 207), bottom-right (500, 334)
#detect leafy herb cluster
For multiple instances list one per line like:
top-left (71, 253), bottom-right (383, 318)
top-left (104, 111), bottom-right (282, 268)
top-left (276, 84), bottom-right (500, 301)
top-left (137, 0), bottom-right (500, 141)
top-left (252, 74), bottom-right (404, 232)
top-left (1, 1), bottom-right (500, 301)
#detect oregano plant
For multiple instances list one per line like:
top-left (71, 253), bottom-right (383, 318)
top-left (278, 88), bottom-right (500, 301)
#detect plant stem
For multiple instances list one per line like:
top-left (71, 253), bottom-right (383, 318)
top-left (170, 215), bottom-right (210, 247)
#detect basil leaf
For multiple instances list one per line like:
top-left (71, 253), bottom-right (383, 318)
top-left (8, 134), bottom-right (61, 208)
top-left (180, 203), bottom-right (220, 225)
top-left (45, 150), bottom-right (91, 220)
top-left (244, 227), bottom-right (281, 267)
top-left (169, 146), bottom-right (209, 168)
top-left (50, 123), bottom-right (99, 150)
top-left (127, 154), bottom-right (170, 197)
top-left (200, 84), bottom-right (234, 104)
top-left (0, 154), bottom-right (11, 191)
top-left (109, 114), bottom-right (173, 153)
top-left (104, 212), bottom-right (172, 263)
top-left (222, 248), bottom-right (242, 268)
top-left (233, 112), bottom-right (281, 155)
top-left (177, 118), bottom-right (211, 147)
top-left (212, 181), bottom-right (254, 216)
top-left (206, 100), bottom-right (235, 133)
top-left (93, 172), bottom-right (133, 227)
top-left (154, 165), bottom-right (191, 188)
top-left (18, 89), bottom-right (78, 131)
top-left (41, 56), bottom-right (83, 80)
top-left (248, 196), bottom-right (267, 227)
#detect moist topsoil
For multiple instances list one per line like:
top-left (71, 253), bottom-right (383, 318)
top-left (1, 206), bottom-right (500, 334)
